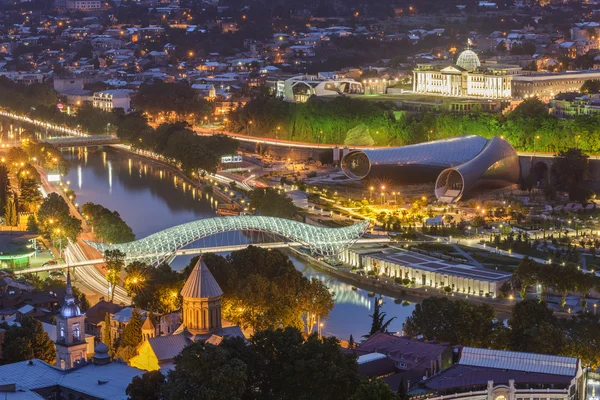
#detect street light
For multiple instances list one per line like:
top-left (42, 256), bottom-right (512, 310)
top-left (533, 135), bottom-right (540, 158)
top-left (369, 186), bottom-right (374, 201)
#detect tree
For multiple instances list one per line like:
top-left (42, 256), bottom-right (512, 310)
top-left (508, 300), bottom-right (564, 354)
top-left (351, 379), bottom-right (398, 400)
top-left (581, 79), bottom-right (600, 94)
top-left (470, 215), bottom-right (485, 234)
top-left (563, 313), bottom-right (600, 370)
top-left (298, 278), bottom-right (334, 334)
top-left (121, 308), bottom-right (143, 351)
top-left (249, 188), bottom-right (297, 219)
top-left (403, 297), bottom-right (506, 348)
top-left (344, 124), bottom-right (375, 146)
top-left (2, 336), bottom-right (34, 364)
top-left (82, 203), bottom-right (135, 244)
top-left (347, 334), bottom-right (355, 349)
top-left (37, 193), bottom-right (82, 240)
top-left (514, 257), bottom-right (540, 299)
top-left (162, 342), bottom-right (247, 400)
top-left (102, 311), bottom-right (113, 353)
top-left (127, 371), bottom-right (166, 400)
top-left (0, 165), bottom-right (9, 216)
top-left (26, 214), bottom-right (39, 233)
top-left (1, 316), bottom-right (55, 365)
top-left (105, 249), bottom-right (125, 302)
top-left (4, 192), bottom-right (17, 226)
top-left (365, 296), bottom-right (396, 338)
top-left (18, 177), bottom-right (42, 212)
top-left (249, 328), bottom-right (360, 400)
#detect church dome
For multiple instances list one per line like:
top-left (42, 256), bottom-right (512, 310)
top-left (59, 271), bottom-right (82, 318)
top-left (94, 342), bottom-right (110, 358)
top-left (456, 49), bottom-right (481, 72)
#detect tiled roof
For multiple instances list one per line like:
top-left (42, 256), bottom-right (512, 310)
top-left (422, 364), bottom-right (574, 391)
top-left (84, 300), bottom-right (125, 325)
top-left (458, 347), bottom-right (579, 376)
top-left (180, 258), bottom-right (223, 299)
top-left (0, 359), bottom-right (143, 400)
top-left (148, 333), bottom-right (192, 362)
top-left (355, 332), bottom-right (449, 370)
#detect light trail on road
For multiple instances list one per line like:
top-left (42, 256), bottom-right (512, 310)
top-left (65, 243), bottom-right (132, 305)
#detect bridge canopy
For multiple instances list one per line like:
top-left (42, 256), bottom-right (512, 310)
top-left (84, 216), bottom-right (370, 264)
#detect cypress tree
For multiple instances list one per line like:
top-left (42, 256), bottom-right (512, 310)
top-left (121, 308), bottom-right (143, 348)
top-left (103, 311), bottom-right (113, 353)
top-left (4, 192), bottom-right (17, 226)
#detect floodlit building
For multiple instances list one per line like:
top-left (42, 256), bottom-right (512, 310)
top-left (360, 249), bottom-right (512, 297)
top-left (511, 70), bottom-right (600, 102)
top-left (277, 74), bottom-right (363, 102)
top-left (55, 272), bottom-right (88, 370)
top-left (130, 257), bottom-right (244, 372)
top-left (340, 135), bottom-right (520, 203)
top-left (92, 89), bottom-right (131, 113)
top-left (412, 49), bottom-right (521, 99)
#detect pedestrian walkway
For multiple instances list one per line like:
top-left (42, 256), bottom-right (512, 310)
top-left (450, 243), bottom-right (484, 268)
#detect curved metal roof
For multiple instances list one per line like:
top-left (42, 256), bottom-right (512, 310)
top-left (341, 135), bottom-right (488, 179)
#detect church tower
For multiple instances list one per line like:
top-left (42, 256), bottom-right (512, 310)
top-left (55, 271), bottom-right (87, 370)
top-left (180, 257), bottom-right (223, 334)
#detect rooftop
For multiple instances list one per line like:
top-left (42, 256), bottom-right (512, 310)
top-left (180, 258), bottom-right (223, 299)
top-left (365, 249), bottom-right (512, 282)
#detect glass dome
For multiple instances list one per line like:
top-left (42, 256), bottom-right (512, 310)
top-left (456, 49), bottom-right (481, 72)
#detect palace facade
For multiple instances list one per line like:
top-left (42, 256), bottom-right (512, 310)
top-left (412, 49), bottom-right (521, 99)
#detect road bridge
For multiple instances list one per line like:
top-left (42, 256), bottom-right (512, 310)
top-left (42, 135), bottom-right (120, 147)
top-left (15, 237), bottom-right (387, 275)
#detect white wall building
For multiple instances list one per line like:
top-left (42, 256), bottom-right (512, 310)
top-left (277, 74), bottom-right (363, 102)
top-left (92, 89), bottom-right (131, 113)
top-left (413, 49), bottom-right (521, 99)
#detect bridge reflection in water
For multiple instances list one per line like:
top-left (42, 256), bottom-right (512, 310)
top-left (295, 262), bottom-right (372, 310)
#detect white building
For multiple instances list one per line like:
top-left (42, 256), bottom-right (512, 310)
top-left (413, 49), bottom-right (521, 99)
top-left (341, 248), bottom-right (511, 297)
top-left (277, 74), bottom-right (363, 103)
top-left (92, 89), bottom-right (131, 113)
top-left (65, 0), bottom-right (101, 10)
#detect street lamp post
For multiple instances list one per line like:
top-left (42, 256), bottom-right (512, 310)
top-left (369, 186), bottom-right (374, 201)
top-left (381, 185), bottom-right (386, 205)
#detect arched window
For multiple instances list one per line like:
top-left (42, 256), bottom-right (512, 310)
top-left (203, 309), bottom-right (208, 328)
top-left (195, 310), bottom-right (200, 329)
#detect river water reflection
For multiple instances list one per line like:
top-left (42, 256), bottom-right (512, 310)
top-left (62, 148), bottom-right (415, 339)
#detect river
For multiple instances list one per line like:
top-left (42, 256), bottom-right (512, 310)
top-left (62, 148), bottom-right (416, 339)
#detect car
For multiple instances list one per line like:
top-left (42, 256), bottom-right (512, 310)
top-left (50, 270), bottom-right (65, 278)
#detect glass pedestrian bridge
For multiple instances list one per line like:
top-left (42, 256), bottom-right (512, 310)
top-left (84, 216), bottom-right (370, 265)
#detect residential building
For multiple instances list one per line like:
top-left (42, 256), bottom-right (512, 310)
top-left (511, 70), bottom-right (600, 101)
top-left (65, 0), bottom-right (101, 10)
top-left (92, 89), bottom-right (131, 113)
top-left (550, 93), bottom-right (600, 118)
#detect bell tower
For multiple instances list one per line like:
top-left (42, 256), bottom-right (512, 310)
top-left (55, 271), bottom-right (87, 370)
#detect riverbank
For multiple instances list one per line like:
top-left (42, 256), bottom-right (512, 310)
top-left (109, 145), bottom-right (235, 205)
top-left (288, 247), bottom-right (577, 318)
